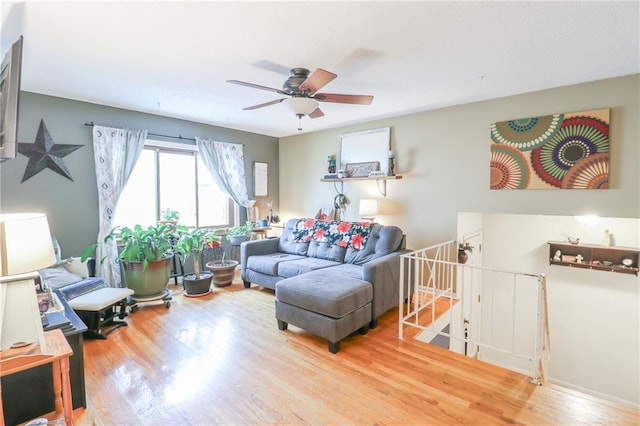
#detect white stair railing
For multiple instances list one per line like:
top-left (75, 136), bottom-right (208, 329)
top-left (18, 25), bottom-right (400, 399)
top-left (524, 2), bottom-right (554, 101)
top-left (399, 241), bottom-right (550, 384)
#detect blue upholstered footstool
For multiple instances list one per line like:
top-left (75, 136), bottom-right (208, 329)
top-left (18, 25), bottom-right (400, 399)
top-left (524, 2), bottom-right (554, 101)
top-left (275, 271), bottom-right (372, 353)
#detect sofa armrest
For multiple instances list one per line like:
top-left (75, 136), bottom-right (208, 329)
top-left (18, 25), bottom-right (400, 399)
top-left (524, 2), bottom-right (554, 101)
top-left (361, 249), bottom-right (411, 319)
top-left (240, 238), bottom-right (281, 278)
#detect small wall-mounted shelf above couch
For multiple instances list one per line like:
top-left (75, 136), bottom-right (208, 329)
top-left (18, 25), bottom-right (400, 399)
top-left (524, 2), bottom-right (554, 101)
top-left (321, 175), bottom-right (402, 196)
top-left (547, 241), bottom-right (640, 276)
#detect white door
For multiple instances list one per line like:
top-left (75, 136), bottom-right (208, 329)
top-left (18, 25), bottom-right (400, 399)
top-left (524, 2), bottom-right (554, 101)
top-left (461, 230), bottom-right (483, 358)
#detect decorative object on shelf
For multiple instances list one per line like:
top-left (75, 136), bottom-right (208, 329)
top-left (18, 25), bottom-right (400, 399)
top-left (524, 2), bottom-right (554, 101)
top-left (458, 242), bottom-right (474, 264)
top-left (18, 119), bottom-right (83, 182)
top-left (547, 241), bottom-right (639, 276)
top-left (345, 161), bottom-right (380, 177)
top-left (388, 150), bottom-right (395, 176)
top-left (337, 169), bottom-right (345, 178)
top-left (490, 108), bottom-right (609, 190)
top-left (175, 227), bottom-right (220, 297)
top-left (327, 155), bottom-right (336, 174)
top-left (602, 229), bottom-right (611, 247)
top-left (561, 233), bottom-right (580, 245)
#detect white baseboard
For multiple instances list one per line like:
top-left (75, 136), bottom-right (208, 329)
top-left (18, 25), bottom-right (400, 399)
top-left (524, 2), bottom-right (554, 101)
top-left (547, 377), bottom-right (640, 410)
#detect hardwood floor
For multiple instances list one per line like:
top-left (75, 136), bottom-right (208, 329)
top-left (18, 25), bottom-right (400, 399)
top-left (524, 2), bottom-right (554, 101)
top-left (72, 274), bottom-right (639, 425)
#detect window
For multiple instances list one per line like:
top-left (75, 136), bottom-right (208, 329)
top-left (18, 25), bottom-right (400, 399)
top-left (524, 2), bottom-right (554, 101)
top-left (115, 141), bottom-right (231, 228)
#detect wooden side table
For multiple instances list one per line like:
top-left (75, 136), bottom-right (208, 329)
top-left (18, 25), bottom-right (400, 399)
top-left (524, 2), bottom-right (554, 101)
top-left (0, 329), bottom-right (73, 426)
top-left (251, 227), bottom-right (271, 240)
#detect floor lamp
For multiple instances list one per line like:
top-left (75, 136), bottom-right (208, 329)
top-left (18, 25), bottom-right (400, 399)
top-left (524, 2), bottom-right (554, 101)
top-left (0, 213), bottom-right (56, 356)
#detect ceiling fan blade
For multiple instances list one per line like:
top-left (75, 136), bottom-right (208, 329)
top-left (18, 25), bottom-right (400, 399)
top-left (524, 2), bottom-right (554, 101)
top-left (298, 68), bottom-right (337, 94)
top-left (251, 60), bottom-right (291, 75)
top-left (243, 98), bottom-right (287, 110)
top-left (227, 80), bottom-right (287, 95)
top-left (314, 93), bottom-right (374, 105)
top-left (308, 107), bottom-right (325, 119)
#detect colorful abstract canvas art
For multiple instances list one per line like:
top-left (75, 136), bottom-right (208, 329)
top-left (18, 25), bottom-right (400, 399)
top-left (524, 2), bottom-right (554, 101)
top-left (490, 109), bottom-right (610, 189)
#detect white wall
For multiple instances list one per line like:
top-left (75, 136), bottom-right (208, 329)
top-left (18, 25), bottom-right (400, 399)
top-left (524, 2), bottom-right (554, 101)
top-left (464, 212), bottom-right (639, 406)
top-left (279, 75), bottom-right (640, 251)
top-left (278, 75), bottom-right (640, 405)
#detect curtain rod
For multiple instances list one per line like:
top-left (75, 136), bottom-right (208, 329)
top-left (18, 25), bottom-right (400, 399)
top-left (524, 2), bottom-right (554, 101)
top-left (84, 122), bottom-right (196, 142)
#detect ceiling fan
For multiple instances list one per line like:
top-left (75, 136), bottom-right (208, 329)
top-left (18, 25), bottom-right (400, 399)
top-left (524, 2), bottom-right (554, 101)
top-left (227, 67), bottom-right (373, 130)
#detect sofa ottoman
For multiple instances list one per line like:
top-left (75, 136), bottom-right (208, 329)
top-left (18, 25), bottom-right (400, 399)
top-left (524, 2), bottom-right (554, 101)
top-left (275, 270), bottom-right (373, 353)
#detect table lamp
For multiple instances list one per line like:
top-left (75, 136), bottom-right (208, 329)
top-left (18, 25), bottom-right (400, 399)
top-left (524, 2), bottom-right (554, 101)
top-left (0, 213), bottom-right (56, 354)
top-left (359, 199), bottom-right (378, 222)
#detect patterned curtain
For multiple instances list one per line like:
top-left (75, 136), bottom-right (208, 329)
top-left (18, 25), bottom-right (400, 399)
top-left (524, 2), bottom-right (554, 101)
top-left (92, 125), bottom-right (147, 287)
top-left (196, 138), bottom-right (251, 208)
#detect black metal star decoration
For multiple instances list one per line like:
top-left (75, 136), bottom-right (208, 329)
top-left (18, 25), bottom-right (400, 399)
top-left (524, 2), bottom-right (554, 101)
top-left (18, 119), bottom-right (83, 182)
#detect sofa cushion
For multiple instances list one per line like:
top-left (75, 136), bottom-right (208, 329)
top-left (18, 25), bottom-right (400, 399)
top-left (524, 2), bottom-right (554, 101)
top-left (247, 252), bottom-right (306, 276)
top-left (345, 224), bottom-right (404, 265)
top-left (326, 263), bottom-right (363, 279)
top-left (39, 266), bottom-right (84, 290)
top-left (276, 269), bottom-right (372, 318)
top-left (278, 257), bottom-right (342, 278)
top-left (278, 219), bottom-right (310, 255)
top-left (307, 240), bottom-right (347, 262)
top-left (68, 287), bottom-right (134, 311)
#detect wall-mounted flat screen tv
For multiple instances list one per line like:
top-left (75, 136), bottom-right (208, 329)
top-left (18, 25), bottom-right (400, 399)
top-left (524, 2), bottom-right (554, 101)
top-left (0, 35), bottom-right (23, 161)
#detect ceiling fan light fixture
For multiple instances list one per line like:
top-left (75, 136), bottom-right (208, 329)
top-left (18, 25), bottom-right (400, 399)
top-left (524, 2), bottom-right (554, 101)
top-left (285, 97), bottom-right (319, 116)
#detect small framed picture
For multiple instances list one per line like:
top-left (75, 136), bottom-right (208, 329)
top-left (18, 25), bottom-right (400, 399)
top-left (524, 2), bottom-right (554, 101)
top-left (253, 161), bottom-right (268, 196)
top-left (345, 161), bottom-right (380, 177)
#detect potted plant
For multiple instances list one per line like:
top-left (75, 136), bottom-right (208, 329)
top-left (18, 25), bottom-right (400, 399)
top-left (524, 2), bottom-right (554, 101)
top-left (175, 226), bottom-right (221, 296)
top-left (106, 223), bottom-right (175, 298)
top-left (160, 208), bottom-right (180, 225)
top-left (226, 222), bottom-right (255, 246)
top-left (458, 242), bottom-right (474, 264)
top-left (205, 251), bottom-right (239, 288)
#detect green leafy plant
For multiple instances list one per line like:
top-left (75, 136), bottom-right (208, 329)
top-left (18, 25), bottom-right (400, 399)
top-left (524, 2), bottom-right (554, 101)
top-left (161, 208), bottom-right (180, 223)
top-left (174, 226), bottom-right (221, 279)
top-left (105, 223), bottom-right (176, 271)
top-left (458, 242), bottom-right (474, 253)
top-left (226, 222), bottom-right (255, 238)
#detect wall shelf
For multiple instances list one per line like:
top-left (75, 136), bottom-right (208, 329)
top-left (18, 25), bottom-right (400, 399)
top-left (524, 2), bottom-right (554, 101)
top-left (321, 175), bottom-right (403, 196)
top-left (547, 241), bottom-right (639, 276)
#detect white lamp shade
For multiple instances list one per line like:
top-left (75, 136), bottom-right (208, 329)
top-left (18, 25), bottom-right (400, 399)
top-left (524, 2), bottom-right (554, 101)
top-left (359, 199), bottom-right (379, 217)
top-left (0, 213), bottom-right (56, 276)
top-left (285, 97), bottom-right (319, 115)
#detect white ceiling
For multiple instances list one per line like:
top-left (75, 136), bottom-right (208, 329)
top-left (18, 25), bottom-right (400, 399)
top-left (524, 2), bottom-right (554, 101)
top-left (2, 1), bottom-right (639, 138)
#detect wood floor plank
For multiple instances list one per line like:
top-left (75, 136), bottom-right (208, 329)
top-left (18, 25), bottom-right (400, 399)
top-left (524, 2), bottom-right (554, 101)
top-left (71, 276), bottom-right (639, 425)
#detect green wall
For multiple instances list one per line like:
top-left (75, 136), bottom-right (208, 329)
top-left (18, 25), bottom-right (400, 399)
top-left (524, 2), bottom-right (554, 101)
top-left (0, 92), bottom-right (279, 257)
